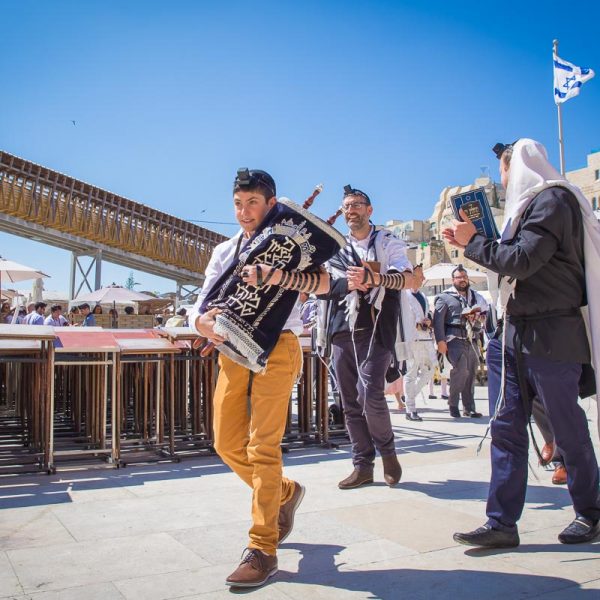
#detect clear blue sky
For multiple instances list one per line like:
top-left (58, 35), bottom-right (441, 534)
top-left (1, 0), bottom-right (598, 294)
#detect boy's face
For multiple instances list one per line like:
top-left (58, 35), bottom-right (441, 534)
top-left (233, 189), bottom-right (276, 235)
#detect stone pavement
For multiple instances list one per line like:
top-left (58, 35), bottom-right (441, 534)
top-left (1, 386), bottom-right (598, 599)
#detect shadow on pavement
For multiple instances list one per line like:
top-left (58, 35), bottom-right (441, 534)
top-left (247, 542), bottom-right (596, 599)
top-left (0, 422), bottom-right (488, 509)
top-left (400, 478), bottom-right (573, 510)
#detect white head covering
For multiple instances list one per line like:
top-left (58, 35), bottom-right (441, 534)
top-left (499, 138), bottom-right (600, 434)
top-left (502, 138), bottom-right (581, 241)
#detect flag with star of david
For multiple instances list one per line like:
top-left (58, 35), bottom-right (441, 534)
top-left (554, 53), bottom-right (595, 104)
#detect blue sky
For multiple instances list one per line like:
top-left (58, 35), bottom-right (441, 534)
top-left (1, 0), bottom-right (599, 294)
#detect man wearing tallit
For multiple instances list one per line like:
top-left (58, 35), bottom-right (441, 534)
top-left (444, 138), bottom-right (600, 547)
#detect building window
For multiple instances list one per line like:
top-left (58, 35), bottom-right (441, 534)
top-left (595, 169), bottom-right (600, 181)
top-left (593, 197), bottom-right (598, 211)
top-left (450, 249), bottom-right (459, 258)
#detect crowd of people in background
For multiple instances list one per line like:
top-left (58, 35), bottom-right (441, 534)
top-left (0, 300), bottom-right (188, 329)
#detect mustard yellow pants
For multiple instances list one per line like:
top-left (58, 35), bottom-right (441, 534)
top-left (213, 331), bottom-right (302, 555)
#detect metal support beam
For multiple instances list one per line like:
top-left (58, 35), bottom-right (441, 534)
top-left (70, 250), bottom-right (102, 300)
top-left (176, 282), bottom-right (203, 307)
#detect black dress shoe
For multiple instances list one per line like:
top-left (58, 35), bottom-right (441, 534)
top-left (449, 406), bottom-right (461, 418)
top-left (406, 412), bottom-right (423, 422)
top-left (463, 410), bottom-right (483, 418)
top-left (453, 525), bottom-right (520, 548)
top-left (338, 467), bottom-right (374, 489)
top-left (441, 394), bottom-right (449, 400)
top-left (558, 517), bottom-right (600, 544)
top-left (428, 394), bottom-right (437, 399)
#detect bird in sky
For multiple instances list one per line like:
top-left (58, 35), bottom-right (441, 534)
top-left (71, 120), bottom-right (76, 126)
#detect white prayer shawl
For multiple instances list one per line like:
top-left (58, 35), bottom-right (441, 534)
top-left (317, 228), bottom-right (411, 359)
top-left (498, 138), bottom-right (600, 434)
top-left (394, 290), bottom-right (416, 362)
top-left (395, 291), bottom-right (432, 363)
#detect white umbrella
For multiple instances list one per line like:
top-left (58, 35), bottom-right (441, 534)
top-left (72, 285), bottom-right (155, 305)
top-left (0, 257), bottom-right (49, 303)
top-left (71, 286), bottom-right (156, 328)
top-left (422, 263), bottom-right (488, 288)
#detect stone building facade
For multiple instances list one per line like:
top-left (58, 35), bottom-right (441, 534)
top-left (566, 149), bottom-right (600, 213)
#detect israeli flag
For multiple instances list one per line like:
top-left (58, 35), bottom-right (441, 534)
top-left (554, 53), bottom-right (595, 104)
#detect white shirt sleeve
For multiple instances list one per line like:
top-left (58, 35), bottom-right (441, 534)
top-left (188, 235), bottom-right (238, 335)
top-left (386, 236), bottom-right (413, 272)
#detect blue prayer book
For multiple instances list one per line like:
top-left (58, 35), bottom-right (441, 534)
top-left (449, 187), bottom-right (500, 240)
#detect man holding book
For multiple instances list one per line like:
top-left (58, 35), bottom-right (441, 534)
top-left (445, 138), bottom-right (600, 547)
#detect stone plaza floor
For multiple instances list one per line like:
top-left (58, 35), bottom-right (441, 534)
top-left (1, 386), bottom-right (599, 599)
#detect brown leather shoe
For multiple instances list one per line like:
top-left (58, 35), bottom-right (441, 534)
top-left (338, 467), bottom-right (374, 489)
top-left (382, 453), bottom-right (402, 486)
top-left (278, 481), bottom-right (305, 544)
top-left (540, 442), bottom-right (555, 466)
top-left (225, 548), bottom-right (278, 588)
top-left (552, 464), bottom-right (568, 485)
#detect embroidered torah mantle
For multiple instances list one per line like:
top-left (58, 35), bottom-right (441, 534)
top-left (201, 198), bottom-right (345, 372)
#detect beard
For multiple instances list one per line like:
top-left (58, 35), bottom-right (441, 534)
top-left (347, 215), bottom-right (368, 232)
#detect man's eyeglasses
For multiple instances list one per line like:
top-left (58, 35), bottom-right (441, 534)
top-left (341, 201), bottom-right (369, 213)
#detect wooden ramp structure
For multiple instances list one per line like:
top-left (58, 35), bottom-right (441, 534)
top-left (0, 151), bottom-right (228, 298)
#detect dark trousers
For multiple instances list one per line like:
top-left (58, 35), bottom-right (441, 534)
top-left (486, 338), bottom-right (600, 530)
top-left (447, 338), bottom-right (478, 411)
top-left (332, 329), bottom-right (395, 468)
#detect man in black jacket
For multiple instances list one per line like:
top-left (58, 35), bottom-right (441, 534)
top-left (444, 138), bottom-right (600, 547)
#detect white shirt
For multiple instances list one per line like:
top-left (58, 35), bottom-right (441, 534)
top-left (24, 312), bottom-right (45, 325)
top-left (44, 315), bottom-right (69, 327)
top-left (189, 230), bottom-right (303, 337)
top-left (406, 291), bottom-right (432, 341)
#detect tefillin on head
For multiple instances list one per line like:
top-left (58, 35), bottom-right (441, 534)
top-left (343, 184), bottom-right (371, 204)
top-left (236, 168), bottom-right (252, 185)
top-left (492, 140), bottom-right (519, 160)
top-left (234, 168), bottom-right (276, 197)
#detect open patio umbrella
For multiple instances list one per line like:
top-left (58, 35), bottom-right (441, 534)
top-left (72, 285), bottom-right (155, 305)
top-left (71, 286), bottom-right (156, 328)
top-left (422, 263), bottom-right (488, 288)
top-left (0, 257), bottom-right (50, 305)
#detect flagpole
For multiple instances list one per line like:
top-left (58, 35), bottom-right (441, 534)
top-left (553, 39), bottom-right (566, 175)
